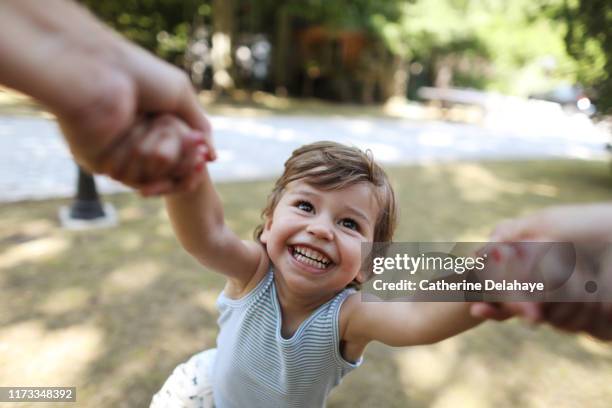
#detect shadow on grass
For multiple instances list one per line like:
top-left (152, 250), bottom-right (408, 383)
top-left (1, 159), bottom-right (612, 407)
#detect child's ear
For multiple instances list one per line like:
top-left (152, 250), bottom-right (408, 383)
top-left (259, 217), bottom-right (272, 244)
top-left (354, 270), bottom-right (367, 284)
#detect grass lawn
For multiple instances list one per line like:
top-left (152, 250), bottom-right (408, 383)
top-left (1, 159), bottom-right (612, 407)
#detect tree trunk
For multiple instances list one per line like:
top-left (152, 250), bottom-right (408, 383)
top-left (273, 5), bottom-right (291, 96)
top-left (212, 0), bottom-right (235, 94)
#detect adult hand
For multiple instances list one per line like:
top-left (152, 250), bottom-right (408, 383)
top-left (0, 0), bottom-right (216, 194)
top-left (471, 204), bottom-right (612, 340)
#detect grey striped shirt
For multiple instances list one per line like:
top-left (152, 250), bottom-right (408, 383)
top-left (212, 267), bottom-right (362, 407)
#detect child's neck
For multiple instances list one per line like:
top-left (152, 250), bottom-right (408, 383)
top-left (274, 273), bottom-right (338, 338)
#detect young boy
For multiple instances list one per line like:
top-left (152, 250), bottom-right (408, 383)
top-left (145, 115), bottom-right (487, 407)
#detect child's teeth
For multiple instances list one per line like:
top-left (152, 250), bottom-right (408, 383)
top-left (294, 246), bottom-right (329, 265)
top-left (293, 248), bottom-right (328, 269)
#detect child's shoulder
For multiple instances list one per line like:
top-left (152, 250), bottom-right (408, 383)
top-left (223, 240), bottom-right (270, 299)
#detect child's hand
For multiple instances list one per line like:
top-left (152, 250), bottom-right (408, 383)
top-left (100, 114), bottom-right (212, 196)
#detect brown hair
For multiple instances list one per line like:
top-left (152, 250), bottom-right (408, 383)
top-left (254, 141), bottom-right (398, 284)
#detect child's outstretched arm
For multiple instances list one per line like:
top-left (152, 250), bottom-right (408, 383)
top-left (160, 117), bottom-right (267, 290)
top-left (342, 299), bottom-right (484, 352)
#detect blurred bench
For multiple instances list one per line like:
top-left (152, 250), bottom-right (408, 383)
top-left (417, 87), bottom-right (493, 108)
top-left (417, 87), bottom-right (492, 122)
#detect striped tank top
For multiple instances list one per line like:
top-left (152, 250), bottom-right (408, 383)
top-left (211, 267), bottom-right (362, 407)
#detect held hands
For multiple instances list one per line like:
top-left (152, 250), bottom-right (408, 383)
top-left (102, 114), bottom-right (212, 196)
top-left (0, 0), bottom-right (216, 195)
top-left (471, 204), bottom-right (612, 340)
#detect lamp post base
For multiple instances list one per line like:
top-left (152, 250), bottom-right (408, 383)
top-left (58, 202), bottom-right (118, 230)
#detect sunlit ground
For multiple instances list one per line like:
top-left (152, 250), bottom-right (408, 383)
top-left (0, 86), bottom-right (471, 123)
top-left (1, 159), bottom-right (612, 407)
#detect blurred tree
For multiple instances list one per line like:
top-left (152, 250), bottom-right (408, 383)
top-left (211, 0), bottom-right (235, 94)
top-left (560, 0), bottom-right (611, 113)
top-left (275, 0), bottom-right (406, 100)
top-left (80, 0), bottom-right (210, 65)
top-left (79, 0), bottom-right (598, 106)
top-left (374, 0), bottom-right (575, 96)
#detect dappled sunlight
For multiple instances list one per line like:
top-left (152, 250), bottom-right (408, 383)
top-left (430, 384), bottom-right (490, 408)
top-left (192, 290), bottom-right (221, 314)
top-left (384, 97), bottom-right (434, 120)
top-left (156, 315), bottom-right (218, 354)
top-left (0, 219), bottom-right (57, 241)
top-left (450, 163), bottom-right (559, 203)
top-left (454, 227), bottom-right (495, 241)
top-left (251, 91), bottom-right (291, 110)
top-left (155, 222), bottom-right (175, 238)
top-left (226, 207), bottom-right (261, 238)
top-left (520, 351), bottom-right (611, 406)
top-left (395, 339), bottom-right (458, 391)
top-left (389, 317), bottom-right (612, 408)
top-left (38, 287), bottom-right (90, 315)
top-left (0, 321), bottom-right (102, 385)
top-left (576, 336), bottom-right (612, 358)
top-left (101, 261), bottom-right (162, 295)
top-left (0, 235), bottom-right (69, 269)
top-left (118, 234), bottom-right (143, 251)
top-left (119, 205), bottom-right (145, 221)
top-left (18, 219), bottom-right (56, 237)
top-left (157, 206), bottom-right (170, 220)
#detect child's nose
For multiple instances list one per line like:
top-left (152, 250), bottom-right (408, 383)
top-left (306, 220), bottom-right (334, 241)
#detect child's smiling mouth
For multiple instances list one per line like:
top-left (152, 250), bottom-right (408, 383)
top-left (290, 245), bottom-right (333, 271)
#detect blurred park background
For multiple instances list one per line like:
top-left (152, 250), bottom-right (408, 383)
top-left (1, 0), bottom-right (612, 407)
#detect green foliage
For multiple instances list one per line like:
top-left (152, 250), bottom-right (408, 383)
top-left (287, 0), bottom-right (404, 32)
top-left (561, 0), bottom-right (611, 113)
top-left (77, 0), bottom-right (609, 107)
top-left (374, 0), bottom-right (575, 94)
top-left (80, 0), bottom-right (210, 63)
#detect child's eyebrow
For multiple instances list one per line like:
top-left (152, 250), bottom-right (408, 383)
top-left (343, 206), bottom-right (372, 226)
top-left (288, 188), bottom-right (372, 226)
top-left (288, 188), bottom-right (317, 197)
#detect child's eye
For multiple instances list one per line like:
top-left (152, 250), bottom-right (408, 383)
top-left (340, 218), bottom-right (359, 231)
top-left (296, 201), bottom-right (314, 213)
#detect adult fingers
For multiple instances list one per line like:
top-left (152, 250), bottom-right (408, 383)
top-left (177, 91), bottom-right (216, 162)
top-left (123, 46), bottom-right (216, 160)
top-left (562, 302), bottom-right (600, 333)
top-left (542, 302), bottom-right (578, 329)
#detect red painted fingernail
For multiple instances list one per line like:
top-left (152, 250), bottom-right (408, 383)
top-left (492, 248), bottom-right (501, 263)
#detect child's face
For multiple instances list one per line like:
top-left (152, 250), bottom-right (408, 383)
top-left (260, 180), bottom-right (378, 297)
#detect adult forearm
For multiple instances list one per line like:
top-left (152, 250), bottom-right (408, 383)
top-left (0, 0), bottom-right (119, 104)
top-left (0, 0), bottom-right (138, 173)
